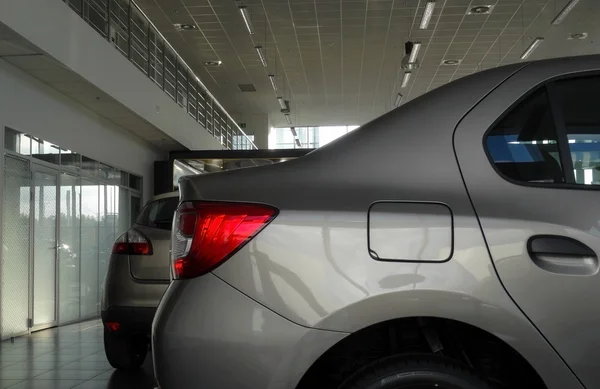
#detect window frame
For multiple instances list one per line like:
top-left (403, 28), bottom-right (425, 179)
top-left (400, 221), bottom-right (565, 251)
top-left (482, 70), bottom-right (600, 191)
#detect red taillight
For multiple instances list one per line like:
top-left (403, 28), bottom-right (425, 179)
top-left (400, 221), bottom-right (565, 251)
top-left (106, 322), bottom-right (120, 332)
top-left (112, 229), bottom-right (153, 255)
top-left (171, 202), bottom-right (278, 279)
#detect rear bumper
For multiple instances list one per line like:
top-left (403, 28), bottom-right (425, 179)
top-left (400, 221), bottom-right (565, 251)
top-left (101, 306), bottom-right (156, 336)
top-left (152, 273), bottom-right (347, 389)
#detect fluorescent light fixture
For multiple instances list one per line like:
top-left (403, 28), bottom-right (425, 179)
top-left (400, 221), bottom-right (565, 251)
top-left (408, 42), bottom-right (421, 64)
top-left (520, 37), bottom-right (544, 60)
top-left (394, 93), bottom-right (403, 107)
top-left (290, 127), bottom-right (297, 137)
top-left (277, 96), bottom-right (287, 110)
top-left (552, 0), bottom-right (580, 25)
top-left (268, 74), bottom-right (278, 91)
top-left (238, 6), bottom-right (254, 34)
top-left (401, 71), bottom-right (411, 88)
top-left (295, 138), bottom-right (302, 147)
top-left (255, 45), bottom-right (267, 67)
top-left (420, 1), bottom-right (436, 29)
top-left (284, 113), bottom-right (292, 125)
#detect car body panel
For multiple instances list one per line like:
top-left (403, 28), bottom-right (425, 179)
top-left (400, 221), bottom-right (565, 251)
top-left (454, 54), bottom-right (600, 389)
top-left (129, 225), bottom-right (171, 281)
top-left (152, 59), bottom-right (594, 389)
top-left (152, 273), bottom-right (348, 389)
top-left (101, 252), bottom-right (169, 310)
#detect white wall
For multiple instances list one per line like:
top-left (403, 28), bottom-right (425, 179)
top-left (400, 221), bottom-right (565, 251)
top-left (0, 0), bottom-right (223, 151)
top-left (0, 59), bottom-right (162, 199)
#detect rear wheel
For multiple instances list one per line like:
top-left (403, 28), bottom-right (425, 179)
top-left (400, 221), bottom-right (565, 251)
top-left (104, 328), bottom-right (147, 371)
top-left (340, 355), bottom-right (494, 389)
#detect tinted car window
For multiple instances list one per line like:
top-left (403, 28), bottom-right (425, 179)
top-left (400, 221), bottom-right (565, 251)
top-left (553, 76), bottom-right (600, 186)
top-left (486, 87), bottom-right (564, 184)
top-left (136, 197), bottom-right (179, 230)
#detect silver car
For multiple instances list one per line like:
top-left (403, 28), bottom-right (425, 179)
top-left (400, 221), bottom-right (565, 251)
top-left (152, 55), bottom-right (600, 389)
top-left (101, 191), bottom-right (178, 370)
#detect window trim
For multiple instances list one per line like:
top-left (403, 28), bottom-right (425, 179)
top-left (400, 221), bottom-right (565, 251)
top-left (482, 70), bottom-right (600, 191)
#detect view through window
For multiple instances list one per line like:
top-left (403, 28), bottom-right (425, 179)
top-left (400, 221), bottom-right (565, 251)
top-left (269, 125), bottom-right (359, 149)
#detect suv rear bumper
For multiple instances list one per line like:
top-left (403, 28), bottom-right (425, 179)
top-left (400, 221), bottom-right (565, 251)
top-left (101, 306), bottom-right (157, 336)
top-left (152, 273), bottom-right (347, 389)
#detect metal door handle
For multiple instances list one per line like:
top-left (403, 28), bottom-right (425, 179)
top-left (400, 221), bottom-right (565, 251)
top-left (527, 235), bottom-right (598, 275)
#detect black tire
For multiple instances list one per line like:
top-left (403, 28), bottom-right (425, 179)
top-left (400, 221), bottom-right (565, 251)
top-left (104, 328), bottom-right (147, 371)
top-left (340, 355), bottom-right (494, 389)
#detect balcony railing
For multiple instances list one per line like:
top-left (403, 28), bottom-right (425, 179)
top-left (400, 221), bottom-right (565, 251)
top-left (61, 0), bottom-right (257, 150)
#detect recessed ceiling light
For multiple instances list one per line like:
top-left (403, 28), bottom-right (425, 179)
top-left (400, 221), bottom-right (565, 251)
top-left (468, 5), bottom-right (493, 15)
top-left (204, 61), bottom-right (222, 66)
top-left (442, 59), bottom-right (461, 66)
top-left (174, 23), bottom-right (197, 31)
top-left (568, 32), bottom-right (588, 40)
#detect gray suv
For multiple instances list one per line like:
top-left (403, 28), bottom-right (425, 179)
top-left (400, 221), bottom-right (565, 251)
top-left (153, 55), bottom-right (600, 389)
top-left (101, 191), bottom-right (178, 370)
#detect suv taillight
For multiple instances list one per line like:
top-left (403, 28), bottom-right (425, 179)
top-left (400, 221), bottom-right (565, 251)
top-left (112, 228), bottom-right (153, 255)
top-left (171, 201), bottom-right (278, 279)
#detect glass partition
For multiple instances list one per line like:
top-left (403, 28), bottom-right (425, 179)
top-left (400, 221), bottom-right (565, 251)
top-left (2, 127), bottom-right (143, 334)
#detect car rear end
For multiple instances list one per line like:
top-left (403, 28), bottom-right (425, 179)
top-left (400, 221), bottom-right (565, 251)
top-left (101, 192), bottom-right (178, 370)
top-left (151, 178), bottom-right (344, 389)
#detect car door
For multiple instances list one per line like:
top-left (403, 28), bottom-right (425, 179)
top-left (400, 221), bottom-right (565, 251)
top-left (455, 55), bottom-right (600, 389)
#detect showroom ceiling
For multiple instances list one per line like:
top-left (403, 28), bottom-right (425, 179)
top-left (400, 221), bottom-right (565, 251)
top-left (135, 0), bottom-right (599, 127)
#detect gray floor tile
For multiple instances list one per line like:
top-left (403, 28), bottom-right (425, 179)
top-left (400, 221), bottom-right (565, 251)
top-left (8, 379), bottom-right (86, 389)
top-left (0, 320), bottom-right (156, 389)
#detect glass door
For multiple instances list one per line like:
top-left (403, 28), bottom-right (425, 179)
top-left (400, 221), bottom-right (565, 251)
top-left (31, 165), bottom-right (59, 330)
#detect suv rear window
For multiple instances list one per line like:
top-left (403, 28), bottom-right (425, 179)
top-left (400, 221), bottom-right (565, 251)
top-left (136, 197), bottom-right (179, 230)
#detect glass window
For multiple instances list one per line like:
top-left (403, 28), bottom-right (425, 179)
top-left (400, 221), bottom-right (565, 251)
top-left (81, 156), bottom-right (99, 178)
top-left (486, 88), bottom-right (564, 184)
top-left (553, 76), bottom-right (600, 186)
top-left (136, 197), bottom-right (178, 230)
top-left (5, 127), bottom-right (32, 155)
top-left (31, 138), bottom-right (60, 165)
top-left (129, 174), bottom-right (142, 191)
top-left (61, 149), bottom-right (81, 171)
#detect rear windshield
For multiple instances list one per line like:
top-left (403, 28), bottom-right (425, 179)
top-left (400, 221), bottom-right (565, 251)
top-left (136, 197), bottom-right (179, 230)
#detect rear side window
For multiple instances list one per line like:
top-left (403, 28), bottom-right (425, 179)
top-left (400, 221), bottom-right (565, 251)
top-left (486, 74), bottom-right (600, 187)
top-left (553, 76), bottom-right (600, 185)
top-left (136, 197), bottom-right (179, 230)
top-left (486, 88), bottom-right (564, 184)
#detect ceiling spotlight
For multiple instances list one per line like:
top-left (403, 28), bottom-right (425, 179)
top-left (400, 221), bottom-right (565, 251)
top-left (520, 37), bottom-right (544, 60)
top-left (401, 71), bottom-right (411, 88)
top-left (401, 41), bottom-right (421, 71)
top-left (394, 93), bottom-right (403, 107)
top-left (268, 74), bottom-right (278, 91)
top-left (568, 32), bottom-right (588, 40)
top-left (467, 5), bottom-right (493, 15)
top-left (238, 6), bottom-right (255, 34)
top-left (441, 59), bottom-right (461, 65)
top-left (255, 45), bottom-right (267, 67)
top-left (552, 0), bottom-right (580, 25)
top-left (203, 60), bottom-right (222, 66)
top-left (420, 1), bottom-right (436, 29)
top-left (174, 23), bottom-right (197, 31)
top-left (284, 113), bottom-right (292, 125)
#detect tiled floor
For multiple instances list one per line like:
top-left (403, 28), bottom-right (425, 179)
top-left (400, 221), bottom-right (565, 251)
top-left (0, 320), bottom-right (155, 389)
